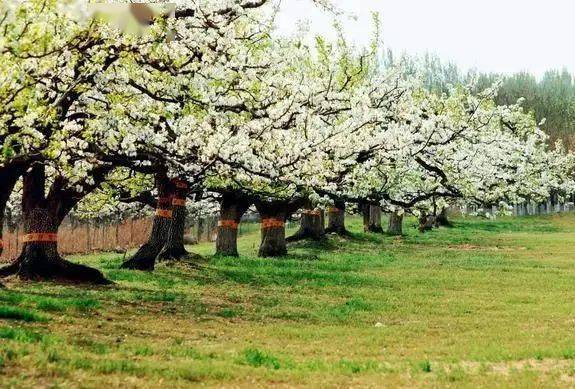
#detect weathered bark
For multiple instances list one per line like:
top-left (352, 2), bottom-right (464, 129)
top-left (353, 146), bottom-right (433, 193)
top-left (215, 191), bottom-right (252, 257)
top-left (418, 213), bottom-right (435, 233)
top-left (121, 173), bottom-right (173, 270)
top-left (362, 204), bottom-right (384, 233)
top-left (325, 200), bottom-right (349, 236)
top-left (158, 179), bottom-right (195, 261)
top-left (0, 164), bottom-right (109, 284)
top-left (387, 212), bottom-right (403, 236)
top-left (436, 207), bottom-right (452, 227)
top-left (287, 199), bottom-right (325, 242)
top-left (255, 199), bottom-right (303, 258)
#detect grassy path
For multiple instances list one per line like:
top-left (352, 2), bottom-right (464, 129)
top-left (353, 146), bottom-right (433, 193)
top-left (2, 214), bottom-right (575, 387)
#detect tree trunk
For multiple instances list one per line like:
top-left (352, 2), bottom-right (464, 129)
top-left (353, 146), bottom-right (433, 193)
top-left (0, 166), bottom-right (24, 258)
top-left (158, 179), bottom-right (198, 261)
top-left (325, 201), bottom-right (349, 236)
top-left (0, 164), bottom-right (109, 284)
top-left (418, 213), bottom-right (435, 233)
top-left (121, 173), bottom-right (173, 270)
top-left (436, 207), bottom-right (452, 227)
top-left (255, 200), bottom-right (290, 258)
top-left (287, 201), bottom-right (325, 242)
top-left (387, 212), bottom-right (403, 236)
top-left (363, 204), bottom-right (383, 233)
top-left (361, 203), bottom-right (370, 231)
top-left (215, 191), bottom-right (252, 257)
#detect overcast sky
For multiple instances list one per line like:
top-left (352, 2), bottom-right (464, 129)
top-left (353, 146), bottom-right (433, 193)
top-left (274, 0), bottom-right (573, 77)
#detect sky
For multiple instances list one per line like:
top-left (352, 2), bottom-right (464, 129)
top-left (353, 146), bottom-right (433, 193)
top-left (274, 0), bottom-right (574, 77)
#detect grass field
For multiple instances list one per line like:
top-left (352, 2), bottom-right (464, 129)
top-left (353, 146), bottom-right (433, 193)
top-left (2, 214), bottom-right (575, 387)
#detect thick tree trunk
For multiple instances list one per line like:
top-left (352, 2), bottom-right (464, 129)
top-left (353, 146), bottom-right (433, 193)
top-left (0, 165), bottom-right (109, 284)
top-left (158, 179), bottom-right (198, 261)
top-left (255, 200), bottom-right (291, 258)
top-left (121, 174), bottom-right (173, 270)
top-left (287, 202), bottom-right (325, 242)
top-left (387, 212), bottom-right (403, 236)
top-left (325, 201), bottom-right (349, 236)
top-left (436, 207), bottom-right (452, 227)
top-left (215, 191), bottom-right (252, 257)
top-left (363, 204), bottom-right (383, 233)
top-left (418, 213), bottom-right (435, 233)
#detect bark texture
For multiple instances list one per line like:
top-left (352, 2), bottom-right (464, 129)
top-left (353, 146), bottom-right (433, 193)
top-left (0, 164), bottom-right (109, 284)
top-left (287, 202), bottom-right (325, 242)
top-left (436, 207), bottom-right (452, 227)
top-left (158, 179), bottom-right (195, 261)
top-left (121, 174), bottom-right (173, 270)
top-left (387, 212), bottom-right (403, 236)
top-left (363, 204), bottom-right (384, 233)
top-left (215, 191), bottom-right (252, 257)
top-left (255, 199), bottom-right (302, 258)
top-left (325, 201), bottom-right (349, 236)
top-left (418, 213), bottom-right (435, 233)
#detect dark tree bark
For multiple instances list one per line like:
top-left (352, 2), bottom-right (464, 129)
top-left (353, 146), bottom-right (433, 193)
top-left (287, 199), bottom-right (325, 242)
top-left (0, 164), bottom-right (109, 284)
top-left (418, 213), bottom-right (435, 233)
top-left (387, 212), bottom-right (403, 236)
top-left (121, 173), bottom-right (174, 270)
top-left (256, 202), bottom-right (288, 257)
top-left (362, 203), bottom-right (383, 233)
top-left (0, 165), bottom-right (25, 257)
top-left (215, 191), bottom-right (252, 257)
top-left (158, 179), bottom-right (196, 261)
top-left (255, 199), bottom-right (303, 258)
top-left (325, 200), bottom-right (349, 236)
top-left (436, 207), bottom-right (452, 227)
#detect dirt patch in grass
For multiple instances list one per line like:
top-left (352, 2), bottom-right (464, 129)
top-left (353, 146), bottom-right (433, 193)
top-left (446, 244), bottom-right (527, 251)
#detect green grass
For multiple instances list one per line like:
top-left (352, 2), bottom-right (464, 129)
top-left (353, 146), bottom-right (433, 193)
top-left (2, 213), bottom-right (575, 387)
top-left (0, 306), bottom-right (46, 322)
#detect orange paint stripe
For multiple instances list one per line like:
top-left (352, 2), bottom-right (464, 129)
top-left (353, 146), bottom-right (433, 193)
top-left (218, 220), bottom-right (239, 230)
top-left (156, 209), bottom-right (173, 219)
top-left (261, 218), bottom-right (285, 229)
top-left (22, 233), bottom-right (58, 243)
top-left (328, 207), bottom-right (342, 213)
top-left (172, 198), bottom-right (186, 207)
top-left (303, 209), bottom-right (321, 216)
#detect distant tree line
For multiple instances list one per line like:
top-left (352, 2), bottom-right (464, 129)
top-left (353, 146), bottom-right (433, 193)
top-left (385, 52), bottom-right (575, 148)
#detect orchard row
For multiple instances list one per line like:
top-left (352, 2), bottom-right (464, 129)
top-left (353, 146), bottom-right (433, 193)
top-left (0, 0), bottom-right (572, 283)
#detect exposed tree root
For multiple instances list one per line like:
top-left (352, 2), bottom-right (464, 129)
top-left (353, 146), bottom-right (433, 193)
top-left (120, 244), bottom-right (158, 271)
top-left (325, 226), bottom-right (352, 236)
top-left (286, 230), bottom-right (326, 242)
top-left (158, 245), bottom-right (202, 262)
top-left (0, 253), bottom-right (110, 285)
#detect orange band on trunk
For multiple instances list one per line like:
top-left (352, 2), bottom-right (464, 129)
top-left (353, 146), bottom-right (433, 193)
top-left (303, 209), bottom-right (321, 216)
top-left (22, 233), bottom-right (58, 243)
top-left (218, 220), bottom-right (239, 230)
top-left (156, 209), bottom-right (173, 219)
top-left (328, 207), bottom-right (341, 213)
top-left (172, 198), bottom-right (186, 207)
top-left (261, 218), bottom-right (285, 229)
